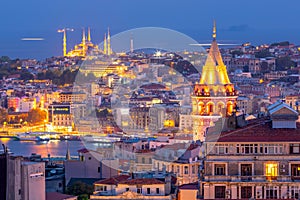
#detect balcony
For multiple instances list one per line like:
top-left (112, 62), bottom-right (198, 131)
top-left (204, 175), bottom-right (297, 182)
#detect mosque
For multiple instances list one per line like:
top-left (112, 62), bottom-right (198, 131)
top-left (59, 27), bottom-right (113, 58)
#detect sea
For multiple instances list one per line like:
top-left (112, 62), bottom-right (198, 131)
top-left (0, 138), bottom-right (107, 158)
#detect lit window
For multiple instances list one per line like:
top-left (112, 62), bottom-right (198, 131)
top-left (266, 163), bottom-right (278, 179)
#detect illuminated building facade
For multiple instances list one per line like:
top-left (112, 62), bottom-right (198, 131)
top-left (48, 103), bottom-right (73, 131)
top-left (202, 103), bottom-right (300, 199)
top-left (191, 22), bottom-right (237, 141)
top-left (59, 91), bottom-right (87, 103)
top-left (65, 27), bottom-right (113, 58)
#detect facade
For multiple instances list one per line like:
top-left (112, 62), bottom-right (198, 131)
top-left (48, 103), bottom-right (73, 131)
top-left (91, 176), bottom-right (172, 200)
top-left (19, 97), bottom-right (36, 112)
top-left (202, 102), bottom-right (300, 199)
top-left (191, 22), bottom-right (238, 141)
top-left (6, 155), bottom-right (45, 200)
top-left (0, 152), bottom-right (7, 200)
top-left (64, 148), bottom-right (119, 186)
top-left (153, 143), bottom-right (200, 185)
top-left (59, 92), bottom-right (87, 103)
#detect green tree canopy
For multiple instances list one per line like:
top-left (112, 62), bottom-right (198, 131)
top-left (66, 181), bottom-right (93, 199)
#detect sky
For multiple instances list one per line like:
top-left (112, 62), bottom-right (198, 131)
top-left (0, 0), bottom-right (300, 60)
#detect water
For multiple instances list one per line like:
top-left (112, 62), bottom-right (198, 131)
top-left (0, 138), bottom-right (86, 157)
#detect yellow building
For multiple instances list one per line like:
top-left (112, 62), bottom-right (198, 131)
top-left (191, 21), bottom-right (238, 141)
top-left (66, 28), bottom-right (101, 57)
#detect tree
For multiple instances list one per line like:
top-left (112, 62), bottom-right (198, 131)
top-left (66, 181), bottom-right (93, 199)
top-left (276, 56), bottom-right (296, 71)
top-left (255, 49), bottom-right (272, 58)
top-left (0, 108), bottom-right (8, 124)
top-left (20, 71), bottom-right (34, 81)
top-left (27, 108), bottom-right (47, 125)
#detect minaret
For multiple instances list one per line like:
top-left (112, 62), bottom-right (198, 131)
top-left (130, 36), bottom-right (134, 53)
top-left (82, 28), bottom-right (86, 56)
top-left (82, 28), bottom-right (86, 45)
top-left (88, 27), bottom-right (91, 42)
top-left (191, 21), bottom-right (237, 142)
top-left (103, 33), bottom-right (107, 55)
top-left (107, 28), bottom-right (111, 56)
top-left (63, 30), bottom-right (67, 56)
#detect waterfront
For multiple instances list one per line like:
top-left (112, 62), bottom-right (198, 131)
top-left (0, 138), bottom-right (87, 157)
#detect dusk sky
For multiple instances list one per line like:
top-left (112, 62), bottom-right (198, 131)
top-left (1, 0), bottom-right (300, 59)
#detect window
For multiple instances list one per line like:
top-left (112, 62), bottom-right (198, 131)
top-left (156, 188), bottom-right (160, 194)
top-left (241, 186), bottom-right (252, 198)
top-left (215, 186), bottom-right (226, 199)
top-left (215, 164), bottom-right (226, 175)
top-left (291, 186), bottom-right (300, 199)
top-left (126, 188), bottom-right (129, 191)
top-left (266, 186), bottom-right (278, 199)
top-left (137, 188), bottom-right (142, 194)
top-left (241, 164), bottom-right (252, 176)
top-left (266, 163), bottom-right (278, 180)
top-left (184, 166), bottom-right (189, 174)
top-left (147, 188), bottom-right (151, 194)
top-left (192, 165), bottom-right (196, 174)
top-left (149, 158), bottom-right (152, 163)
top-left (291, 164), bottom-right (300, 177)
top-left (142, 157), bottom-right (145, 164)
top-left (290, 144), bottom-right (300, 154)
top-left (177, 166), bottom-right (180, 173)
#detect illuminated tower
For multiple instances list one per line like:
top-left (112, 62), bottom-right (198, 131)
top-left (58, 28), bottom-right (74, 56)
top-left (82, 28), bottom-right (86, 56)
top-left (103, 33), bottom-right (107, 55)
top-left (191, 21), bottom-right (237, 141)
top-left (88, 27), bottom-right (91, 42)
top-left (107, 28), bottom-right (111, 56)
top-left (130, 35), bottom-right (134, 53)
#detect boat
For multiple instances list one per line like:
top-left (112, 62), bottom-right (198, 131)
top-left (15, 132), bottom-right (50, 142)
top-left (81, 134), bottom-right (122, 143)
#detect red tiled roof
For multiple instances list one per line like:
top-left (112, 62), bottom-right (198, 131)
top-left (94, 175), bottom-right (130, 185)
top-left (207, 120), bottom-right (300, 143)
top-left (119, 178), bottom-right (164, 185)
top-left (46, 192), bottom-right (76, 200)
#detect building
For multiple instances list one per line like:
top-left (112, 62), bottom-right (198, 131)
top-left (7, 96), bottom-right (20, 111)
top-left (90, 176), bottom-right (172, 200)
top-left (191, 21), bottom-right (238, 141)
top-left (5, 155), bottom-right (45, 200)
top-left (285, 95), bottom-right (300, 112)
top-left (201, 102), bottom-right (300, 199)
top-left (64, 148), bottom-right (118, 186)
top-left (48, 103), bottom-right (73, 131)
top-left (59, 92), bottom-right (87, 103)
top-left (0, 149), bottom-right (7, 200)
top-left (152, 143), bottom-right (200, 186)
top-left (236, 96), bottom-right (253, 114)
top-left (179, 114), bottom-right (193, 132)
top-left (19, 97), bottom-right (36, 112)
top-left (65, 28), bottom-right (101, 57)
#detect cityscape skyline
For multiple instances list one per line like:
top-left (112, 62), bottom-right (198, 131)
top-left (1, 0), bottom-right (300, 59)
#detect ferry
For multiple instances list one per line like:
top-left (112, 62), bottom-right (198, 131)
top-left (81, 134), bottom-right (122, 143)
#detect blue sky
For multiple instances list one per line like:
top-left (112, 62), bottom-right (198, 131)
top-left (1, 0), bottom-right (300, 59)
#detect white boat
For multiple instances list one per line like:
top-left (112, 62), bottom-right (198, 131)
top-left (81, 134), bottom-right (121, 143)
top-left (15, 132), bottom-right (50, 142)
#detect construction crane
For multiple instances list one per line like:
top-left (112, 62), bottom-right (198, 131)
top-left (57, 28), bottom-right (74, 56)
